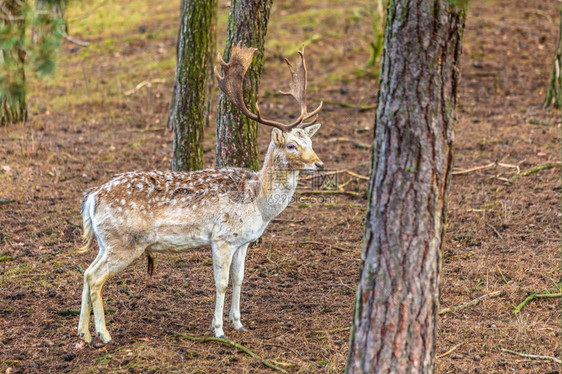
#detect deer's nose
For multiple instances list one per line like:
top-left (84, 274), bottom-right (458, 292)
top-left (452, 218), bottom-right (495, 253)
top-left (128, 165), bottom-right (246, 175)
top-left (315, 161), bottom-right (324, 170)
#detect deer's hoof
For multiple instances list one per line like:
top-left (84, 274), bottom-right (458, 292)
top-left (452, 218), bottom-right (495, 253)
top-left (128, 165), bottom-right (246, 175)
top-left (97, 330), bottom-right (113, 344)
top-left (79, 331), bottom-right (92, 344)
top-left (235, 326), bottom-right (248, 332)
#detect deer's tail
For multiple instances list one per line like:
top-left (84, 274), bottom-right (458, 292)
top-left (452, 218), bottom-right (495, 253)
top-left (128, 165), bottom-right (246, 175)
top-left (77, 191), bottom-right (96, 253)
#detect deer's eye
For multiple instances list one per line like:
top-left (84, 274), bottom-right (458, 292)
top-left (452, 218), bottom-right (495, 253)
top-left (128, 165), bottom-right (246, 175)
top-left (287, 142), bottom-right (297, 151)
top-left (287, 142), bottom-right (298, 151)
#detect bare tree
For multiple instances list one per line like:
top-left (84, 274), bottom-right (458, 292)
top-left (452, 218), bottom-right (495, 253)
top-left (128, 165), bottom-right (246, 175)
top-left (215, 0), bottom-right (272, 170)
top-left (346, 1), bottom-right (467, 373)
top-left (168, 0), bottom-right (217, 171)
top-left (544, 2), bottom-right (561, 109)
top-left (1, 0), bottom-right (66, 126)
top-left (1, 0), bottom-right (27, 126)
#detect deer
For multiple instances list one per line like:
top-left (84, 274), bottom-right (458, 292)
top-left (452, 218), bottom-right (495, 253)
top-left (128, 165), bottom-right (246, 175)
top-left (77, 43), bottom-right (323, 344)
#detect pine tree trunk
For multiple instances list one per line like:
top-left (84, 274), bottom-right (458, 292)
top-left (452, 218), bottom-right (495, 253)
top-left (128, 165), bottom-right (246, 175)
top-left (544, 3), bottom-right (561, 109)
top-left (168, 0), bottom-right (217, 171)
top-left (215, 0), bottom-right (272, 170)
top-left (0, 0), bottom-right (28, 126)
top-left (346, 1), bottom-right (466, 373)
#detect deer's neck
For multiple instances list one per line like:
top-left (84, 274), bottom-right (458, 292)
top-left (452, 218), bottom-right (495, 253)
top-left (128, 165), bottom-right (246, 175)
top-left (256, 141), bottom-right (299, 220)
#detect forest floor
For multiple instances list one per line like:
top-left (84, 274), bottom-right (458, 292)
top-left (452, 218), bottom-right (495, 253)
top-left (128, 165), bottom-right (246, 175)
top-left (0, 0), bottom-right (560, 373)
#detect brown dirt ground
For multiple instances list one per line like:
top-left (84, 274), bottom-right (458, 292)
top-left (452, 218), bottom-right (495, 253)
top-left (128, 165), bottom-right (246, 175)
top-left (0, 0), bottom-right (560, 373)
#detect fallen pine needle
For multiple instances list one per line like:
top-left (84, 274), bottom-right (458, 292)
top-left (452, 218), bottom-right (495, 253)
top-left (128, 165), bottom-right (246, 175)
top-left (436, 340), bottom-right (466, 359)
top-left (164, 329), bottom-right (289, 373)
top-left (501, 349), bottom-right (561, 364)
top-left (439, 290), bottom-right (502, 315)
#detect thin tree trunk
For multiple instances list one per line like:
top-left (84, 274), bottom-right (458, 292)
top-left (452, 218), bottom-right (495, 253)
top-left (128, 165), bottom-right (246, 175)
top-left (168, 0), bottom-right (217, 171)
top-left (544, 3), bottom-right (561, 109)
top-left (215, 0), bottom-right (272, 170)
top-left (346, 1), bottom-right (466, 373)
top-left (0, 0), bottom-right (28, 126)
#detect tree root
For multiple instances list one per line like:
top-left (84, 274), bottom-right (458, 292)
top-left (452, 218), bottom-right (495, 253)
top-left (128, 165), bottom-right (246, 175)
top-left (164, 329), bottom-right (289, 373)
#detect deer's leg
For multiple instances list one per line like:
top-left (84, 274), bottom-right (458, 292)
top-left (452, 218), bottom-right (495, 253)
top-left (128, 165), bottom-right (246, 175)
top-left (211, 241), bottom-right (236, 338)
top-left (87, 245), bottom-right (145, 344)
top-left (229, 243), bottom-right (249, 332)
top-left (78, 246), bottom-right (105, 343)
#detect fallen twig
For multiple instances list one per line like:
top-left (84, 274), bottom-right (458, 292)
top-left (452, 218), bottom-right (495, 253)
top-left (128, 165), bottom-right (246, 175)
top-left (57, 308), bottom-right (116, 316)
top-left (508, 162), bottom-right (561, 182)
top-left (452, 162), bottom-right (495, 175)
top-left (513, 285), bottom-right (562, 314)
top-left (271, 217), bottom-right (305, 224)
top-left (124, 78), bottom-right (166, 96)
top-left (63, 32), bottom-right (90, 47)
top-left (327, 137), bottom-right (370, 149)
top-left (164, 329), bottom-right (288, 373)
top-left (289, 241), bottom-right (351, 252)
top-left (264, 343), bottom-right (298, 356)
top-left (345, 170), bottom-right (369, 181)
top-left (496, 265), bottom-right (509, 285)
top-left (324, 100), bottom-right (376, 111)
top-left (66, 219), bottom-right (81, 228)
top-left (486, 223), bottom-right (503, 239)
top-left (436, 340), bottom-right (466, 359)
top-left (501, 349), bottom-right (561, 364)
top-left (438, 290), bottom-right (502, 315)
top-left (296, 190), bottom-right (362, 197)
top-left (0, 200), bottom-right (16, 205)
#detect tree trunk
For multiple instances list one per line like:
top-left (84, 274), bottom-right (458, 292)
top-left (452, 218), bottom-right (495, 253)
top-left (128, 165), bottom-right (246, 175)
top-left (544, 3), bottom-right (561, 109)
top-left (0, 0), bottom-right (28, 126)
top-left (346, 1), bottom-right (466, 373)
top-left (215, 0), bottom-right (272, 170)
top-left (168, 0), bottom-right (217, 171)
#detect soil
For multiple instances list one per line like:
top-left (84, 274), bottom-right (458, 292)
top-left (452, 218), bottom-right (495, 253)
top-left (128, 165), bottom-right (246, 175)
top-left (0, 0), bottom-right (560, 373)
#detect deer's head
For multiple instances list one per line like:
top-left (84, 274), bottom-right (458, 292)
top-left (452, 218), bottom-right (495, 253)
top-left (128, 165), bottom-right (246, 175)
top-left (215, 43), bottom-right (323, 171)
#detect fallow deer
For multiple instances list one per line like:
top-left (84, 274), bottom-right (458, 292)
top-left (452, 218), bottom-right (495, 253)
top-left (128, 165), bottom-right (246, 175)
top-left (77, 43), bottom-right (323, 344)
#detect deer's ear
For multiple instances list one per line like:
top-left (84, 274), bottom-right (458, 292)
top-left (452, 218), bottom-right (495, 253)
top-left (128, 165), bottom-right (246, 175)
top-left (304, 123), bottom-right (321, 138)
top-left (272, 128), bottom-right (286, 146)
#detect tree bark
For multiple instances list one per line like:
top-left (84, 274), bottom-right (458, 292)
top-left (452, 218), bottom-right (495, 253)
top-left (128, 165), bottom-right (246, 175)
top-left (215, 0), bottom-right (272, 170)
top-left (346, 1), bottom-right (466, 373)
top-left (168, 0), bottom-right (217, 171)
top-left (0, 0), bottom-right (28, 126)
top-left (544, 3), bottom-right (561, 109)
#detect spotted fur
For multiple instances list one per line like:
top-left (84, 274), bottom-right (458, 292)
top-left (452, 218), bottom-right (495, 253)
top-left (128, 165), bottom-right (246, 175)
top-left (77, 125), bottom-right (323, 344)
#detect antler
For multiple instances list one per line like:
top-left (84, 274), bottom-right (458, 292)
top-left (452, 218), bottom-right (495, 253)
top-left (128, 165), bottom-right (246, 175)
top-left (214, 42), bottom-right (322, 132)
top-left (279, 46), bottom-right (323, 129)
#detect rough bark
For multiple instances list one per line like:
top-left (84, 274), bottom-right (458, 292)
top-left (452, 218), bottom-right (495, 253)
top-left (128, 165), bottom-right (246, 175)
top-left (215, 0), bottom-right (272, 170)
top-left (168, 0), bottom-right (217, 171)
top-left (346, 1), bottom-right (466, 373)
top-left (544, 3), bottom-right (561, 109)
top-left (0, 0), bottom-right (28, 126)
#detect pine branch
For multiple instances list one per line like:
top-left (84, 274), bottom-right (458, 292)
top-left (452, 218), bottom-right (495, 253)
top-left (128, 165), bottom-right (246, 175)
top-left (164, 329), bottom-right (289, 373)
